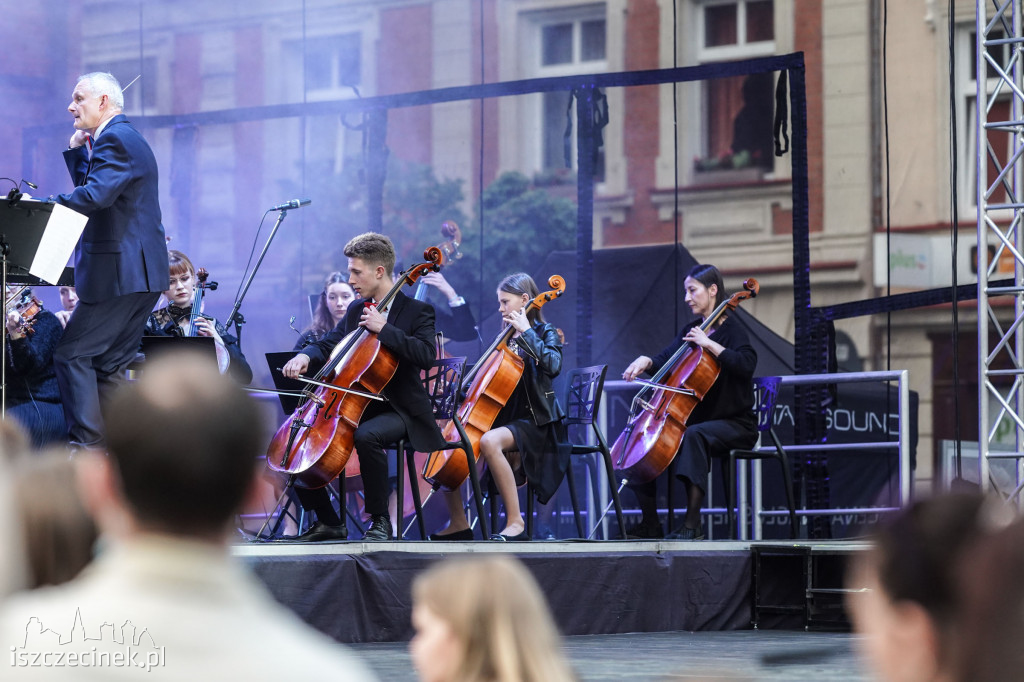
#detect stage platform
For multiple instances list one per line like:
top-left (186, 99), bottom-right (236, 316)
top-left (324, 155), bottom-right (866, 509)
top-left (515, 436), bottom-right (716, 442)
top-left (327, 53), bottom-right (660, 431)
top-left (233, 539), bottom-right (871, 644)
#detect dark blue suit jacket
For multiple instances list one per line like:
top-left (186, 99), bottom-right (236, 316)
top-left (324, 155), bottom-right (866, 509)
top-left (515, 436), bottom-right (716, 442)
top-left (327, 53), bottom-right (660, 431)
top-left (57, 114), bottom-right (169, 303)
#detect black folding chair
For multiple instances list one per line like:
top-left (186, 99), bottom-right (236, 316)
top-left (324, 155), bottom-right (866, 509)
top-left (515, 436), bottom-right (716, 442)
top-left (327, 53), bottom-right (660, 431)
top-left (394, 356), bottom-right (490, 539)
top-left (515, 365), bottom-right (627, 539)
top-left (560, 365), bottom-right (628, 539)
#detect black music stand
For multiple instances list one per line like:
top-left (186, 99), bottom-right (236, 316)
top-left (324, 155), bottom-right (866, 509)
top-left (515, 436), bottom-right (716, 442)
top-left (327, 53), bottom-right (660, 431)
top-left (0, 199), bottom-right (84, 416)
top-left (265, 351), bottom-right (305, 414)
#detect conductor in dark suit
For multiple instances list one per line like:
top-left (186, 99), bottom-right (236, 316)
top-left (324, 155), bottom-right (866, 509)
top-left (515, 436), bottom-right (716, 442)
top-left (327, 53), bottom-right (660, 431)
top-left (52, 72), bottom-right (169, 448)
top-left (282, 232), bottom-right (446, 541)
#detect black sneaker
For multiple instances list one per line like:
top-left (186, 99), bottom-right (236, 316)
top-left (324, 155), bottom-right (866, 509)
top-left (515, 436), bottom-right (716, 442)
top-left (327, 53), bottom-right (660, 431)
top-left (625, 519), bottom-right (664, 539)
top-left (363, 514), bottom-right (393, 541)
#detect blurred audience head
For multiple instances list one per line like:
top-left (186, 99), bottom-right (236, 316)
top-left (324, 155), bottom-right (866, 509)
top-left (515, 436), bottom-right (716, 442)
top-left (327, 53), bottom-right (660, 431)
top-left (847, 492), bottom-right (1011, 682)
top-left (96, 349), bottom-right (266, 540)
top-left (954, 513), bottom-right (1024, 682)
top-left (410, 555), bottom-right (575, 682)
top-left (12, 450), bottom-right (97, 589)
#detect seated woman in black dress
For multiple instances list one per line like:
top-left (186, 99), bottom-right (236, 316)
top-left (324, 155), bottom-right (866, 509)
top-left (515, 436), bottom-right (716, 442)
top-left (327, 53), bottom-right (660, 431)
top-left (4, 287), bottom-right (67, 447)
top-left (432, 272), bottom-right (569, 541)
top-left (144, 250), bottom-right (252, 384)
top-left (293, 271), bottom-right (356, 349)
top-left (621, 263), bottom-right (758, 540)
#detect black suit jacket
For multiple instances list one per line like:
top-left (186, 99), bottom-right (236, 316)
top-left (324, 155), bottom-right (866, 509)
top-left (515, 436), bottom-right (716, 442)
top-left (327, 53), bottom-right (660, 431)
top-left (301, 290), bottom-right (446, 452)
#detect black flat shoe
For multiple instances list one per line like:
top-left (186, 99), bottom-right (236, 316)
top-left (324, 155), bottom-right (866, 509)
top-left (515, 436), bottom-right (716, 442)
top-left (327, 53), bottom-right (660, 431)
top-left (429, 528), bottom-right (475, 541)
top-left (489, 530), bottom-right (531, 541)
top-left (281, 521), bottom-right (348, 543)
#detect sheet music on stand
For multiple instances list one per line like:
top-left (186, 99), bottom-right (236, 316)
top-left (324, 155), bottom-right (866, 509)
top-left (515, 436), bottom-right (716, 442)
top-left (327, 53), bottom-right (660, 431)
top-left (0, 198), bottom-right (87, 416)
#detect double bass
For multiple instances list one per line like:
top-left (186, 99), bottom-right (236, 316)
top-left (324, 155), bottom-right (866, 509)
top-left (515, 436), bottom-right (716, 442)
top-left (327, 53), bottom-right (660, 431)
top-left (422, 274), bottom-right (566, 490)
top-left (266, 247), bottom-right (445, 489)
top-left (610, 279), bottom-right (759, 484)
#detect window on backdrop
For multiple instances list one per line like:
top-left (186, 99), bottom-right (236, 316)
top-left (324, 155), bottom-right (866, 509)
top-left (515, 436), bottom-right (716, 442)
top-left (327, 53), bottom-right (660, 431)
top-left (532, 6), bottom-right (607, 180)
top-left (281, 32), bottom-right (364, 175)
top-left (695, 0), bottom-right (775, 174)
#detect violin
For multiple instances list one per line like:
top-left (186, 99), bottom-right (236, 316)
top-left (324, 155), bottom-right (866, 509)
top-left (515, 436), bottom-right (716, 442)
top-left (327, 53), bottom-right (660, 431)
top-left (4, 287), bottom-right (43, 336)
top-left (184, 268), bottom-right (217, 337)
top-left (422, 274), bottom-right (566, 491)
top-left (265, 246), bottom-right (445, 489)
top-left (610, 279), bottom-right (759, 484)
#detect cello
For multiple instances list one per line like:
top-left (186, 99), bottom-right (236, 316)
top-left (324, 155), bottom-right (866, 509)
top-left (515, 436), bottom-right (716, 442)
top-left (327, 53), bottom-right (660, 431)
top-left (265, 246), bottom-right (445, 489)
top-left (422, 274), bottom-right (566, 491)
top-left (610, 278), bottom-right (759, 484)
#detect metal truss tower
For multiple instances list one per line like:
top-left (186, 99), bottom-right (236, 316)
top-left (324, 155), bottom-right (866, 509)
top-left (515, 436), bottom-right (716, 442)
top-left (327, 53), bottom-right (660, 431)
top-left (977, 1), bottom-right (1024, 496)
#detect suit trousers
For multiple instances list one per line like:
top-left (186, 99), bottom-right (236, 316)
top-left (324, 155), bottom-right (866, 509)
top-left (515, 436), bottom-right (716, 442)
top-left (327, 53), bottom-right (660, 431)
top-left (296, 408), bottom-right (408, 523)
top-left (54, 291), bottom-right (161, 446)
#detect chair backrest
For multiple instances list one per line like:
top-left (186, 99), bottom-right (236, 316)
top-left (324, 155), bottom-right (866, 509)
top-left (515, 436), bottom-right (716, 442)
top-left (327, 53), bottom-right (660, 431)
top-left (563, 365), bottom-right (608, 427)
top-left (421, 356), bottom-right (466, 421)
top-left (753, 375), bottom-right (781, 433)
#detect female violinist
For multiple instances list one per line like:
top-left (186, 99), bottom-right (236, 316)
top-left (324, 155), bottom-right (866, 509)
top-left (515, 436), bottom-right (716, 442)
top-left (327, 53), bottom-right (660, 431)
top-left (4, 287), bottom-right (67, 447)
top-left (293, 272), bottom-right (357, 349)
top-left (144, 250), bottom-right (252, 384)
top-left (432, 273), bottom-right (569, 542)
top-left (621, 264), bottom-right (757, 540)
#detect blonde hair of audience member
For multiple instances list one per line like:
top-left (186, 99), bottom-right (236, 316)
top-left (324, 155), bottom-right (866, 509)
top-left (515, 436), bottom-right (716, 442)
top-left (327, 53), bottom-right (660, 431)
top-left (12, 450), bottom-right (98, 588)
top-left (410, 555), bottom-right (575, 682)
top-left (846, 492), bottom-right (1009, 682)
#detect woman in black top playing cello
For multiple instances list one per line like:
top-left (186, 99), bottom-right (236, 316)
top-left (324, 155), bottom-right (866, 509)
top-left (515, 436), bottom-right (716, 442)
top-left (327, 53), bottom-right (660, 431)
top-left (621, 264), bottom-right (757, 540)
top-left (433, 272), bottom-right (569, 541)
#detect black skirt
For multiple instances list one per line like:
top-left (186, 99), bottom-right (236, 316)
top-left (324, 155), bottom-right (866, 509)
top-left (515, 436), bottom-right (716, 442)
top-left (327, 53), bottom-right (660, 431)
top-left (496, 382), bottom-right (571, 505)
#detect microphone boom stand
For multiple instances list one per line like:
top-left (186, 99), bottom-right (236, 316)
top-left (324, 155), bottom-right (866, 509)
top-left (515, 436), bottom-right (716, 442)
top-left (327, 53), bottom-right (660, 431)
top-left (226, 208), bottom-right (290, 330)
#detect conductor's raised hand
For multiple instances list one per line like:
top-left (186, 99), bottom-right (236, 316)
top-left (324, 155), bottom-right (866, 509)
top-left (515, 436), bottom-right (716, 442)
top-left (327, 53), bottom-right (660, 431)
top-left (70, 130), bottom-right (91, 149)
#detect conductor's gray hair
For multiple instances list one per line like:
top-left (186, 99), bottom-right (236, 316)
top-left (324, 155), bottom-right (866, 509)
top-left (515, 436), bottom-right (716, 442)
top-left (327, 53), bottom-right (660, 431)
top-left (77, 72), bottom-right (124, 111)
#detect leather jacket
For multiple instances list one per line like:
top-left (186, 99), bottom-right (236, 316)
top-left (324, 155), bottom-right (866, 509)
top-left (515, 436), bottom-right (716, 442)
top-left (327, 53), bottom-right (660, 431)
top-left (511, 322), bottom-right (566, 426)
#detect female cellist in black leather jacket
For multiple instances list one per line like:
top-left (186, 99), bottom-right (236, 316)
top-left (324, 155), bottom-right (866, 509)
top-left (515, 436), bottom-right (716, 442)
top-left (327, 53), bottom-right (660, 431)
top-left (621, 264), bottom-right (757, 540)
top-left (433, 272), bottom-right (570, 541)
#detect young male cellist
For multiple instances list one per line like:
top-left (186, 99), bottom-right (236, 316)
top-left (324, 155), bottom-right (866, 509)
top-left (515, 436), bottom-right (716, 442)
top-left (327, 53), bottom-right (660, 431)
top-left (281, 232), bottom-right (445, 541)
top-left (621, 264), bottom-right (758, 540)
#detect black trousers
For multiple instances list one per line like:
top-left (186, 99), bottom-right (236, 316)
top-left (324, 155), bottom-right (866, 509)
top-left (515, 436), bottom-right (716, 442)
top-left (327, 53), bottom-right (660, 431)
top-left (296, 408), bottom-right (407, 521)
top-left (53, 291), bottom-right (161, 446)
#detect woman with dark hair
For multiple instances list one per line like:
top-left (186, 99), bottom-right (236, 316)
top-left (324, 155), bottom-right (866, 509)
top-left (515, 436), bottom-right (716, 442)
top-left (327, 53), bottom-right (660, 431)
top-left (144, 250), bottom-right (252, 384)
top-left (293, 272), bottom-right (356, 349)
top-left (432, 272), bottom-right (569, 541)
top-left (621, 264), bottom-right (758, 539)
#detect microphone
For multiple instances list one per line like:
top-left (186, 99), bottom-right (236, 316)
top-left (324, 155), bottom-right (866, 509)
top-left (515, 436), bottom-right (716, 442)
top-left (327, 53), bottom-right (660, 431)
top-left (271, 198), bottom-right (311, 211)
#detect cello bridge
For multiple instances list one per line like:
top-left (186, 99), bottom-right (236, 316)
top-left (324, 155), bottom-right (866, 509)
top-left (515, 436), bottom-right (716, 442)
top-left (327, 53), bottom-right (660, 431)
top-left (636, 397), bottom-right (656, 413)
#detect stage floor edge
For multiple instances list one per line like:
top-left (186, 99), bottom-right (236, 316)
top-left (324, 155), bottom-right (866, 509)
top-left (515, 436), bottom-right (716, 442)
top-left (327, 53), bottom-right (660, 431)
top-left (234, 540), bottom-right (870, 644)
